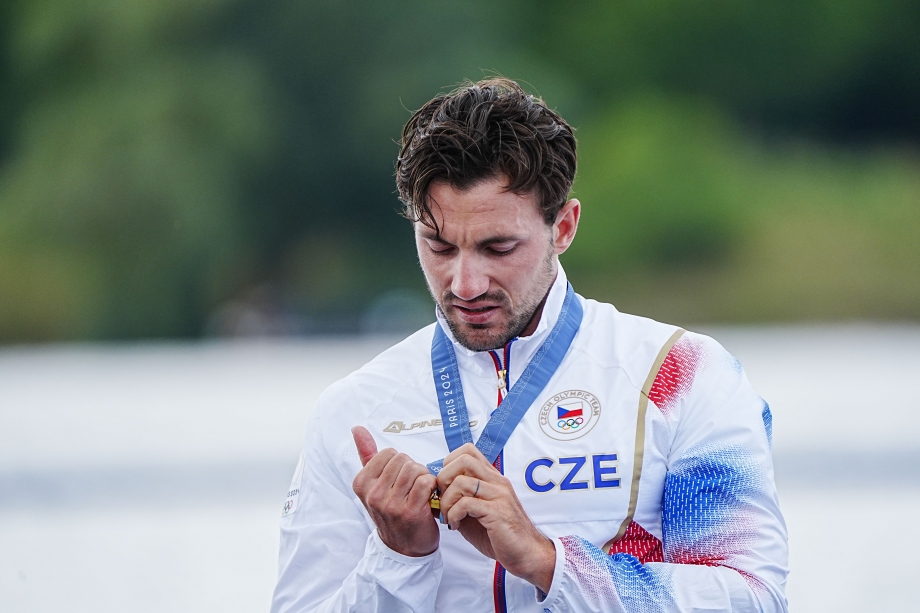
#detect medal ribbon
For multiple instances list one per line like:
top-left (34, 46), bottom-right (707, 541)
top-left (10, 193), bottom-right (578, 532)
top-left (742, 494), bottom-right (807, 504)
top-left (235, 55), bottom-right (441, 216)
top-left (427, 283), bottom-right (583, 474)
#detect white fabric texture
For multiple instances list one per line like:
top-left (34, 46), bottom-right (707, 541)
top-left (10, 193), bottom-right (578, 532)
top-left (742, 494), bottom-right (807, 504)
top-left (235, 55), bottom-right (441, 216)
top-left (271, 267), bottom-right (788, 612)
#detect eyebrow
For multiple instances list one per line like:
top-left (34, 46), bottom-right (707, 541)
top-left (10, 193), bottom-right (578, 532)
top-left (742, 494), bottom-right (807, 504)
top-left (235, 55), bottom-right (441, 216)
top-left (420, 233), bottom-right (522, 248)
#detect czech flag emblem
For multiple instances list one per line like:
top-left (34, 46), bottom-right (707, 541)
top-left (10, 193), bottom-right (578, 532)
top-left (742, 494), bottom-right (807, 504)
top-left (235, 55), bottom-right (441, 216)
top-left (557, 402), bottom-right (583, 420)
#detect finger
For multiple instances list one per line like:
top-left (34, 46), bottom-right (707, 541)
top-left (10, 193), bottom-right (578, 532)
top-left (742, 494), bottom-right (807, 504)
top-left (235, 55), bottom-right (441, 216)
top-left (407, 473), bottom-right (438, 509)
top-left (445, 495), bottom-right (489, 530)
top-left (377, 452), bottom-right (412, 490)
top-left (393, 460), bottom-right (427, 498)
top-left (359, 447), bottom-right (398, 481)
top-left (439, 474), bottom-right (492, 517)
top-left (352, 447), bottom-right (398, 499)
top-left (352, 426), bottom-right (378, 466)
top-left (436, 453), bottom-right (499, 492)
top-left (443, 442), bottom-right (490, 467)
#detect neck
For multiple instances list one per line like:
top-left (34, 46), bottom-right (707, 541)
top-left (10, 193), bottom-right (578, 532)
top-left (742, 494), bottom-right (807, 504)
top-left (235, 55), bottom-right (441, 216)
top-left (517, 284), bottom-right (553, 339)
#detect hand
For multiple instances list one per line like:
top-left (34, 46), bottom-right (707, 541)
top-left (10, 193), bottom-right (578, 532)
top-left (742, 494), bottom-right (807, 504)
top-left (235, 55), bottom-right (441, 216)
top-left (436, 443), bottom-right (555, 593)
top-left (351, 426), bottom-right (440, 557)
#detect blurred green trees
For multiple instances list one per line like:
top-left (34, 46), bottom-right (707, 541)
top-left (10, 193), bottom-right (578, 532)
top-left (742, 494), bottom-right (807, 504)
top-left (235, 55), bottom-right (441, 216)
top-left (1, 0), bottom-right (918, 340)
top-left (569, 95), bottom-right (920, 321)
top-left (0, 0), bottom-right (272, 339)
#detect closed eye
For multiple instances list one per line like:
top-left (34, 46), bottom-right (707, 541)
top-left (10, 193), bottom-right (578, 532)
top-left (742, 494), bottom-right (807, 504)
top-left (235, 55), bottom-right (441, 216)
top-left (425, 239), bottom-right (454, 255)
top-left (486, 242), bottom-right (517, 256)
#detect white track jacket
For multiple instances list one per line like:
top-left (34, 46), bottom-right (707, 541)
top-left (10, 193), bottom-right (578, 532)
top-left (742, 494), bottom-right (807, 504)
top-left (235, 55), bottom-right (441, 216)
top-left (272, 267), bottom-right (789, 613)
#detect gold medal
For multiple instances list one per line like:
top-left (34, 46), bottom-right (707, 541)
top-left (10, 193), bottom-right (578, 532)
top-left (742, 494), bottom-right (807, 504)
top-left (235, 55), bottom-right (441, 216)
top-left (430, 490), bottom-right (446, 523)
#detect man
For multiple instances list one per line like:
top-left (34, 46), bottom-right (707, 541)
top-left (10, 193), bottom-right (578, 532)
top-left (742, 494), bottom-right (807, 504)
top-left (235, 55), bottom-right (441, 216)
top-left (272, 78), bottom-right (788, 613)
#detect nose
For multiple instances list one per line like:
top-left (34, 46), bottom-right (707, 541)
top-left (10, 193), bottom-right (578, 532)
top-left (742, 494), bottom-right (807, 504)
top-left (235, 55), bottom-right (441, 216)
top-left (450, 253), bottom-right (490, 301)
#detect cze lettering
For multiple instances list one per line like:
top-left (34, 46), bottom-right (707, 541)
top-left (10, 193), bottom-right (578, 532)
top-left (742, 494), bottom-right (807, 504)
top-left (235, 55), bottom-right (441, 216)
top-left (524, 454), bottom-right (620, 493)
top-left (558, 456), bottom-right (589, 490)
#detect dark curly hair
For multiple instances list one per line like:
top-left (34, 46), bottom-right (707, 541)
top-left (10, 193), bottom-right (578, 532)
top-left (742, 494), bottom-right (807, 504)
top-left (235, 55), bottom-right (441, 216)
top-left (396, 78), bottom-right (577, 234)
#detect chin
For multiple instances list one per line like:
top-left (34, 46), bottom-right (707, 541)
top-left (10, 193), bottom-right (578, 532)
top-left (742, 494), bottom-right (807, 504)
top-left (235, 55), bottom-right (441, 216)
top-left (450, 322), bottom-right (511, 352)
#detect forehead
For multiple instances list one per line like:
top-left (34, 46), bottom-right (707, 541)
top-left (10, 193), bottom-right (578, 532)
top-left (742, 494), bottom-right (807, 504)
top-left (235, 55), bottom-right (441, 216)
top-left (421, 177), bottom-right (543, 239)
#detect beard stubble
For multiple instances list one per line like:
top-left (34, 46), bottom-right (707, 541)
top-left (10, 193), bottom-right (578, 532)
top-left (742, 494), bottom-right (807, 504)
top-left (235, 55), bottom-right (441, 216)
top-left (435, 244), bottom-right (556, 352)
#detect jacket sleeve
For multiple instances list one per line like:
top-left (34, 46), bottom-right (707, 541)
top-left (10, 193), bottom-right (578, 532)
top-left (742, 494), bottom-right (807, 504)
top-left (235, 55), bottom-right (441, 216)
top-left (540, 332), bottom-right (789, 613)
top-left (271, 383), bottom-right (443, 613)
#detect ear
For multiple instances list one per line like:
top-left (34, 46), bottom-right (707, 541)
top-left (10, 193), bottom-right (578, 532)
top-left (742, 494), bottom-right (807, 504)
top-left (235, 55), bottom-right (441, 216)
top-left (552, 198), bottom-right (580, 255)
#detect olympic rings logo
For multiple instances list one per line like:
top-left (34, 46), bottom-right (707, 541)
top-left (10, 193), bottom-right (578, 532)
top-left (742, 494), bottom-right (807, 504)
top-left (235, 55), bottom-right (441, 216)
top-left (556, 416), bottom-right (584, 430)
top-left (283, 500), bottom-right (294, 514)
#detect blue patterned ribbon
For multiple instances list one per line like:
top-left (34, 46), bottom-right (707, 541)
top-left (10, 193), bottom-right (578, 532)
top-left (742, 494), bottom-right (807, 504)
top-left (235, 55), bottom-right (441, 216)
top-left (427, 283), bottom-right (583, 474)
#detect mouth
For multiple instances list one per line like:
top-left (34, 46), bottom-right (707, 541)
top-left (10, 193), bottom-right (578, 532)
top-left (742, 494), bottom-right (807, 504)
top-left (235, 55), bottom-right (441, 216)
top-left (450, 303), bottom-right (502, 325)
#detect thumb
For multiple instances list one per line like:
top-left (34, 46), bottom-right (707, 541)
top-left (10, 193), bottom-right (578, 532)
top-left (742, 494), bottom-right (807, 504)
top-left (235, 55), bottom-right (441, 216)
top-left (352, 426), bottom-right (378, 467)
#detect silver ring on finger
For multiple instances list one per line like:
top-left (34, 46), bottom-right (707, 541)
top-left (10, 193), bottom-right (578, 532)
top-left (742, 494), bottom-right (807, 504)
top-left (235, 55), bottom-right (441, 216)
top-left (473, 478), bottom-right (480, 498)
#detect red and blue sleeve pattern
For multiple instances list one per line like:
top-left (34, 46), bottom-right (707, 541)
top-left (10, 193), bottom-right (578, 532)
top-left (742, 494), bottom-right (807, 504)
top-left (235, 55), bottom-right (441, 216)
top-left (540, 333), bottom-right (788, 613)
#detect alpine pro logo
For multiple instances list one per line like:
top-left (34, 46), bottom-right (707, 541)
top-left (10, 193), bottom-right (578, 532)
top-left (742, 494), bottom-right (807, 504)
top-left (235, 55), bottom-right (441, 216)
top-left (538, 390), bottom-right (601, 440)
top-left (383, 418), bottom-right (478, 435)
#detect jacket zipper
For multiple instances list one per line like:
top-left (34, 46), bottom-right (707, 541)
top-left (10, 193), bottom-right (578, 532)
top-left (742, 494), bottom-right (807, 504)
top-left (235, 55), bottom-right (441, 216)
top-left (487, 339), bottom-right (515, 613)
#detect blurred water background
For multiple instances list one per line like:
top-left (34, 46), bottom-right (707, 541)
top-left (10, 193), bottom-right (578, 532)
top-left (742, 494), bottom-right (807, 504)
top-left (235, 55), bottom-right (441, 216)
top-left (2, 1), bottom-right (919, 611)
top-left (3, 329), bottom-right (920, 611)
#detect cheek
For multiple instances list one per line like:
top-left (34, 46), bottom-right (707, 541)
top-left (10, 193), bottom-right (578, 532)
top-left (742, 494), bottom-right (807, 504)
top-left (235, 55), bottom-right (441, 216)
top-left (417, 253), bottom-right (448, 288)
top-left (507, 247), bottom-right (548, 278)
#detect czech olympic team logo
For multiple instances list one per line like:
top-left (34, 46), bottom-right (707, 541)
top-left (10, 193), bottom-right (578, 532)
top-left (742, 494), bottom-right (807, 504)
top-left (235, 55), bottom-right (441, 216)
top-left (538, 390), bottom-right (601, 440)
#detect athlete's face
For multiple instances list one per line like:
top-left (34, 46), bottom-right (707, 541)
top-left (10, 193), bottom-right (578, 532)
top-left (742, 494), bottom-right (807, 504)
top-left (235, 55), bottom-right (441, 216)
top-left (416, 176), bottom-right (580, 352)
